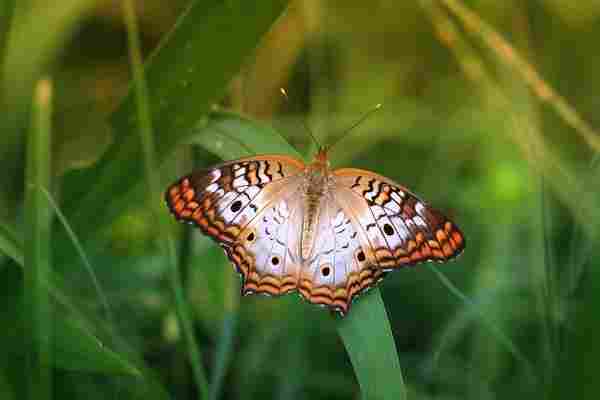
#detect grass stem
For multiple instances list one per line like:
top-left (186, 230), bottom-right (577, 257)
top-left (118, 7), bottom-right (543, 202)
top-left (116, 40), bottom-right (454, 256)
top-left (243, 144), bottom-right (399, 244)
top-left (122, 1), bottom-right (209, 398)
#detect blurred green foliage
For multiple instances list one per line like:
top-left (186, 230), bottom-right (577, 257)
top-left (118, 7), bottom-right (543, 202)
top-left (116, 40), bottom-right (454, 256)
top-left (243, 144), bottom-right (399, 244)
top-left (1, 0), bottom-right (600, 399)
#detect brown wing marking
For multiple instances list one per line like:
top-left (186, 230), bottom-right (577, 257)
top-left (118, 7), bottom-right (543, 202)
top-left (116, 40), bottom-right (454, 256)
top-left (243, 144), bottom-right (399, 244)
top-left (165, 156), bottom-right (304, 244)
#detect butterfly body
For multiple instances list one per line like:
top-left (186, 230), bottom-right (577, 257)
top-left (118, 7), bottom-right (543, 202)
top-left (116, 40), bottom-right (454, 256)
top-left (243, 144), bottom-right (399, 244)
top-left (300, 148), bottom-right (334, 260)
top-left (166, 147), bottom-right (464, 316)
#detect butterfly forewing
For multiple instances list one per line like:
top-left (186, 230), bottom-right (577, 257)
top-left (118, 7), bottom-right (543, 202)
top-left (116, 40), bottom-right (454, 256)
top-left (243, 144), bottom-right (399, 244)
top-left (165, 156), bottom-right (306, 278)
top-left (166, 155), bottom-right (304, 239)
top-left (333, 168), bottom-right (465, 266)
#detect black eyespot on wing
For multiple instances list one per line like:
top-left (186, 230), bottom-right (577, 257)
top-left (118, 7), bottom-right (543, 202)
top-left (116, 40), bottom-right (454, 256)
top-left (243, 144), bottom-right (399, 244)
top-left (230, 200), bottom-right (242, 212)
top-left (383, 223), bottom-right (394, 236)
top-left (357, 251), bottom-right (366, 262)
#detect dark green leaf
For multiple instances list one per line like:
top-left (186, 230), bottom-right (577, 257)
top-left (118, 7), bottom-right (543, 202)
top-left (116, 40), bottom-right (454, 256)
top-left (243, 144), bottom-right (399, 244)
top-left (62, 0), bottom-right (290, 240)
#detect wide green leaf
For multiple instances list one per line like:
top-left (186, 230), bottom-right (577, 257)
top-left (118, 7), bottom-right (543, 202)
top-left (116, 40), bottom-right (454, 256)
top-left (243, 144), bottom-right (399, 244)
top-left (338, 291), bottom-right (406, 400)
top-left (62, 0), bottom-right (289, 240)
top-left (185, 110), bottom-right (303, 158)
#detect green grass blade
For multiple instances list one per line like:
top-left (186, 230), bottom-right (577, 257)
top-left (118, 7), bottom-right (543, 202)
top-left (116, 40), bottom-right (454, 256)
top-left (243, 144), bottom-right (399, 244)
top-left (122, 0), bottom-right (209, 397)
top-left (557, 244), bottom-right (600, 399)
top-left (24, 78), bottom-right (53, 400)
top-left (38, 186), bottom-right (113, 324)
top-left (1, 288), bottom-right (141, 377)
top-left (6, 73), bottom-right (144, 392)
top-left (0, 221), bottom-right (141, 379)
top-left (0, 213), bottom-right (141, 378)
top-left (23, 78), bottom-right (141, 385)
top-left (207, 216), bottom-right (240, 400)
top-left (208, 314), bottom-right (239, 400)
top-left (1, 0), bottom-right (96, 165)
top-left (48, 316), bottom-right (141, 376)
top-left (188, 112), bottom-right (406, 400)
top-left (0, 0), bottom-right (15, 69)
top-left (435, 0), bottom-right (600, 152)
top-left (0, 372), bottom-right (15, 400)
top-left (0, 219), bottom-right (24, 266)
top-left (428, 265), bottom-right (536, 380)
top-left (62, 0), bottom-right (290, 240)
top-left (337, 290), bottom-right (406, 400)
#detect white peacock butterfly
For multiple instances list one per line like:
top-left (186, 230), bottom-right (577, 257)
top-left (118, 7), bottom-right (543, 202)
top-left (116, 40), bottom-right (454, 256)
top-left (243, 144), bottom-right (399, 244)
top-left (165, 98), bottom-right (465, 316)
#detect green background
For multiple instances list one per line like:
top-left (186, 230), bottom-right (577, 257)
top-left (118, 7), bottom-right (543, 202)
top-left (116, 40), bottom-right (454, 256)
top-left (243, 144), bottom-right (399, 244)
top-left (1, 0), bottom-right (599, 399)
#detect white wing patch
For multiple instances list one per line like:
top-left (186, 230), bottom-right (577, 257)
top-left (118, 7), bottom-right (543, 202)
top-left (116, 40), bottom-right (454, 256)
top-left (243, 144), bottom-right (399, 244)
top-left (251, 197), bottom-right (296, 275)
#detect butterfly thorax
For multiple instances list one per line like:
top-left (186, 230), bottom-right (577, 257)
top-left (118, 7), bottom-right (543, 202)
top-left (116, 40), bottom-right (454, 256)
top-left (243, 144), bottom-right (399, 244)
top-left (300, 148), bottom-right (334, 261)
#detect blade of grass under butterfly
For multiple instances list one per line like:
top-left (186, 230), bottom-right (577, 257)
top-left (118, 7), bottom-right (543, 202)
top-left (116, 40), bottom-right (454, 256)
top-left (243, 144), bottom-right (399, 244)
top-left (122, 0), bottom-right (208, 398)
top-left (190, 112), bottom-right (406, 400)
top-left (337, 291), bottom-right (406, 400)
top-left (61, 0), bottom-right (290, 241)
top-left (24, 78), bottom-right (53, 400)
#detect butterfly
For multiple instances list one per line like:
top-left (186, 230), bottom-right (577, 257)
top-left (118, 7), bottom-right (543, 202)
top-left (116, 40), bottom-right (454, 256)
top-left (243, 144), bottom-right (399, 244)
top-left (165, 146), bottom-right (465, 316)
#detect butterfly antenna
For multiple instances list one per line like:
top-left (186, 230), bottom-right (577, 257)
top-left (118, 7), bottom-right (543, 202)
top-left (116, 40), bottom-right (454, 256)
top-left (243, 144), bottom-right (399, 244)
top-left (328, 103), bottom-right (382, 150)
top-left (280, 88), bottom-right (322, 149)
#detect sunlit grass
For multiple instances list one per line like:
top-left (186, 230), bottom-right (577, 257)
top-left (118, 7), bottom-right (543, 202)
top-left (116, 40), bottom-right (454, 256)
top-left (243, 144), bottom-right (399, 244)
top-left (24, 78), bottom-right (53, 400)
top-left (122, 0), bottom-right (209, 397)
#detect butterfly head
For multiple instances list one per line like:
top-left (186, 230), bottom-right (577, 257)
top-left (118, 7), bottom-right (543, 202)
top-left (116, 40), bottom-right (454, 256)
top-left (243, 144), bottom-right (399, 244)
top-left (311, 146), bottom-right (331, 173)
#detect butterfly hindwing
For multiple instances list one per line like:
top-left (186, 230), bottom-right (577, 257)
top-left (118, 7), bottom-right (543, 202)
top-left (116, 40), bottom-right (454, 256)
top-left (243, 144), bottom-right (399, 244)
top-left (297, 200), bottom-right (384, 315)
top-left (236, 190), bottom-right (304, 296)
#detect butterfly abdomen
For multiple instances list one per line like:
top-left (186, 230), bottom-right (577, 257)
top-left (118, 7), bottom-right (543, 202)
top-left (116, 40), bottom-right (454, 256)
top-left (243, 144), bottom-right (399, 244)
top-left (301, 193), bottom-right (322, 260)
top-left (300, 167), bottom-right (333, 261)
